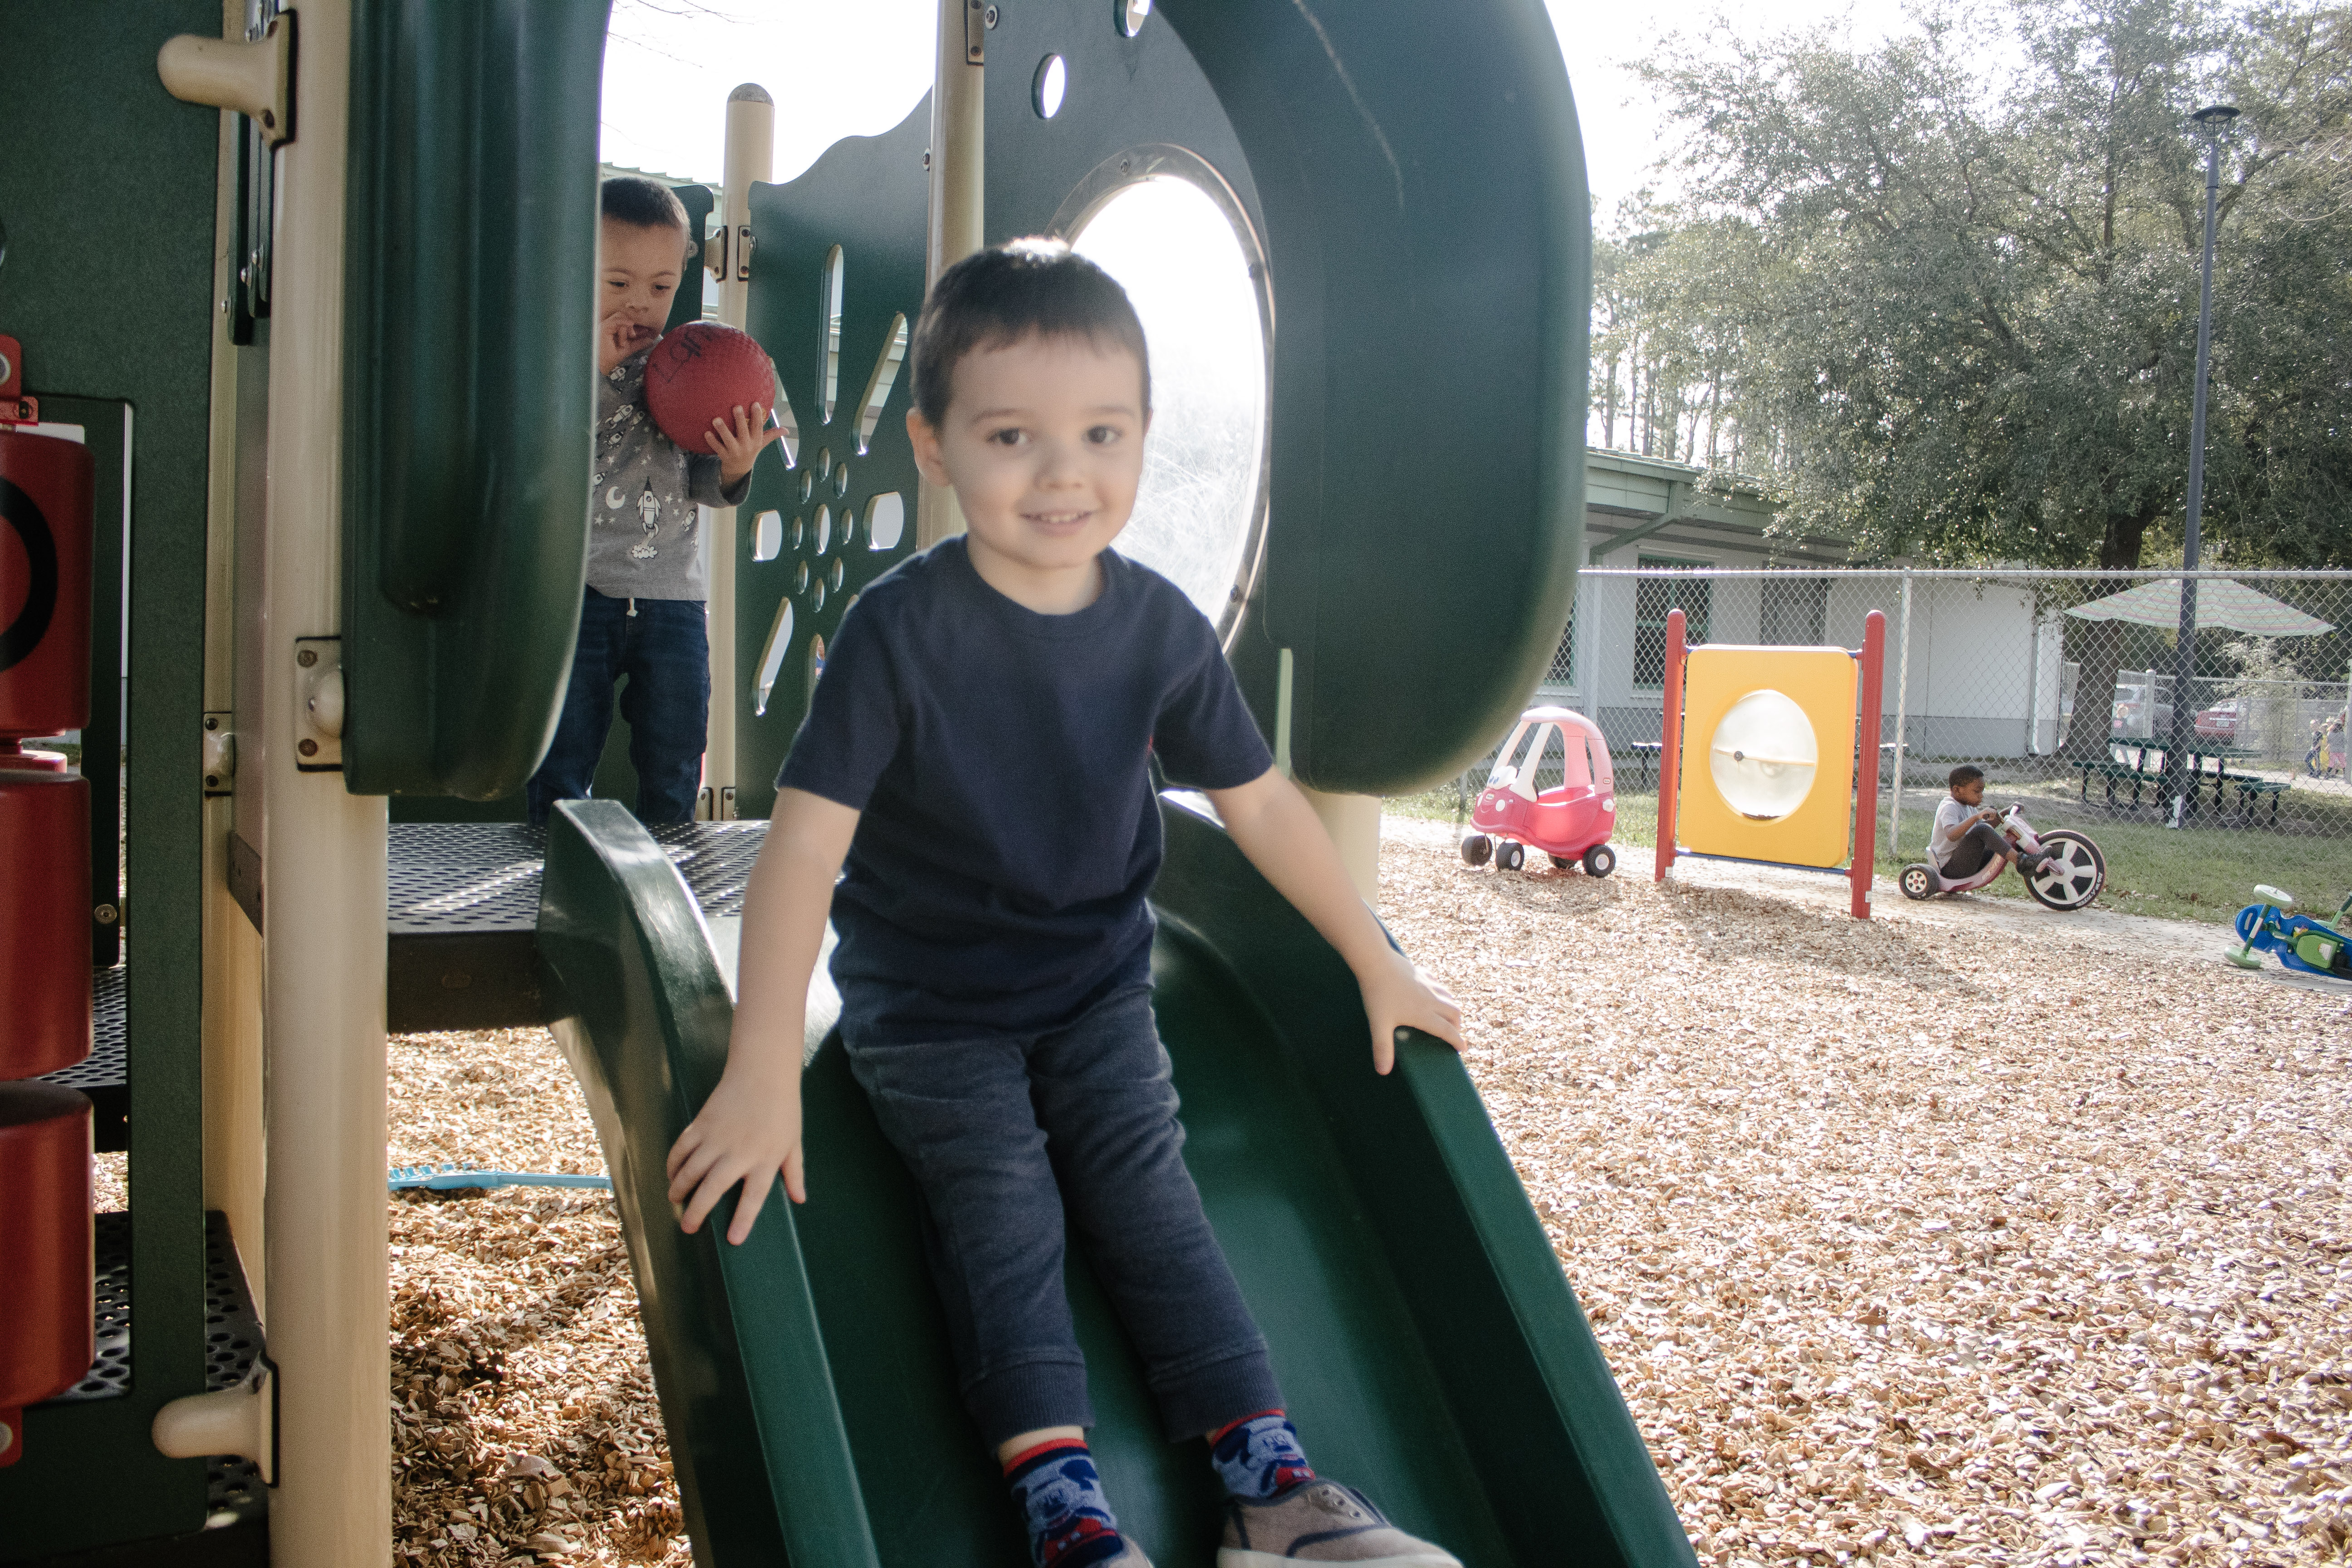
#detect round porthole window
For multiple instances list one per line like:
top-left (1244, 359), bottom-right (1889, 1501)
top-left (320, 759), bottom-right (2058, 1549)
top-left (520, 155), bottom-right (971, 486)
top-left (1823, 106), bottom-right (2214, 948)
top-left (1070, 170), bottom-right (1268, 633)
top-left (1708, 690), bottom-right (1819, 821)
top-left (1034, 54), bottom-right (1068, 119)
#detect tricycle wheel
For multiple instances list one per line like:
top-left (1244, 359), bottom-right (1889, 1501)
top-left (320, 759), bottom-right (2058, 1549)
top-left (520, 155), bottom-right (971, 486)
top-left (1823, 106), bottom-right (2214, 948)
top-left (1496, 840), bottom-right (1525, 872)
top-left (1899, 864), bottom-right (1937, 901)
top-left (1460, 833), bottom-right (1493, 867)
top-left (1547, 850), bottom-right (1578, 871)
top-left (2025, 830), bottom-right (2105, 911)
top-left (1582, 843), bottom-right (1617, 878)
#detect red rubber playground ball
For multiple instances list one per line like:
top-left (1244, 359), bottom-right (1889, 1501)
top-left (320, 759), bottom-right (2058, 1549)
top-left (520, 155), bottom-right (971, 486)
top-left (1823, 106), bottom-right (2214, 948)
top-left (642, 322), bottom-right (777, 453)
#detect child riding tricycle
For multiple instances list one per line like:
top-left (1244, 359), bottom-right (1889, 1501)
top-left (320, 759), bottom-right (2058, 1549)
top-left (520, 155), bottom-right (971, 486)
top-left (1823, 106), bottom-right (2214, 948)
top-left (1900, 765), bottom-right (2106, 910)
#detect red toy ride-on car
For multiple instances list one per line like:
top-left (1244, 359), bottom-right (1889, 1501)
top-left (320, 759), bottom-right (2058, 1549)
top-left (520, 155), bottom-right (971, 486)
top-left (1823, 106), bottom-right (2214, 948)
top-left (1461, 706), bottom-right (1619, 876)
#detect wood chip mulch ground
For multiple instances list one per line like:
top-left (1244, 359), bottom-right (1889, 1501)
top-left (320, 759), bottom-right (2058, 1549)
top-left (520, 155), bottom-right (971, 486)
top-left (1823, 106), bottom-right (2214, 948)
top-left (384, 843), bottom-right (2352, 1566)
top-left (387, 1030), bottom-right (687, 1566)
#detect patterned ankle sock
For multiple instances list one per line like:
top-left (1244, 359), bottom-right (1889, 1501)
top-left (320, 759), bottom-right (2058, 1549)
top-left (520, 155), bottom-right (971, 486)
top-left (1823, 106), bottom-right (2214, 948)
top-left (1208, 1409), bottom-right (1317, 1499)
top-left (1005, 1438), bottom-right (1128, 1568)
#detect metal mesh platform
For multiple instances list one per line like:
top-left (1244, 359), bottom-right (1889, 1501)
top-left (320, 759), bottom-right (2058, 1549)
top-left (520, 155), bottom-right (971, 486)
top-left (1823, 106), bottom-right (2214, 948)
top-left (388, 822), bottom-right (765, 930)
top-left (41, 1210), bottom-right (260, 1406)
top-left (33, 966), bottom-right (127, 1152)
top-left (387, 821), bottom-right (765, 1031)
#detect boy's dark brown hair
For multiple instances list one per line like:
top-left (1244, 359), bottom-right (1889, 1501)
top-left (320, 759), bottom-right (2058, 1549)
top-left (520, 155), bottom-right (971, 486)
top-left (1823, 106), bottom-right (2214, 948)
top-left (602, 176), bottom-right (688, 235)
top-left (1949, 764), bottom-right (1985, 788)
top-left (910, 238), bottom-right (1150, 425)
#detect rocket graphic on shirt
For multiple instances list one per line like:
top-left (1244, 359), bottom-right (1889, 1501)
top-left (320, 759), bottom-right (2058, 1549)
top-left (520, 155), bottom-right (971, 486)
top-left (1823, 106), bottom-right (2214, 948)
top-left (631, 480), bottom-right (661, 560)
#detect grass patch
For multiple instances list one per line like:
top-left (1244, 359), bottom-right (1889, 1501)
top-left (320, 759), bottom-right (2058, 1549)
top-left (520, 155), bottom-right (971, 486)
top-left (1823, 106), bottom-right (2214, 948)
top-left (1386, 773), bottom-right (2352, 926)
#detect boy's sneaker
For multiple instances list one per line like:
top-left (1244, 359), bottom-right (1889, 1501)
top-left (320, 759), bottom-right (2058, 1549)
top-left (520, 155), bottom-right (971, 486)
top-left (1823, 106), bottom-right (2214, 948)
top-left (1218, 1480), bottom-right (1461, 1566)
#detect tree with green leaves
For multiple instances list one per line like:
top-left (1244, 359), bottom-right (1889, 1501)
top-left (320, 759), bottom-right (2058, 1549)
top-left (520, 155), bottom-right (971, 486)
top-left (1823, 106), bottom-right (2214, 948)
top-left (1629, 0), bottom-right (2352, 750)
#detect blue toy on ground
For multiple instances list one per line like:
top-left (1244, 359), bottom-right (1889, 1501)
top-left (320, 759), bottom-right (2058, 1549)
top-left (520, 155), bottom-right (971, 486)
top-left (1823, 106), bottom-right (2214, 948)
top-left (2227, 885), bottom-right (2352, 976)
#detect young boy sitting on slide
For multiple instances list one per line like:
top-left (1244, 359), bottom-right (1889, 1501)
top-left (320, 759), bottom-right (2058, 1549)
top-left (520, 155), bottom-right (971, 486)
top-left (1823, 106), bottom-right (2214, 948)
top-left (1929, 764), bottom-right (2049, 882)
top-left (663, 240), bottom-right (1469, 1568)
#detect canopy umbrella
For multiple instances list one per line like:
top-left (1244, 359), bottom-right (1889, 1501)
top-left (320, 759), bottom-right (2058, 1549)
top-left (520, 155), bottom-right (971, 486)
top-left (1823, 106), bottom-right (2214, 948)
top-left (2065, 578), bottom-right (2333, 636)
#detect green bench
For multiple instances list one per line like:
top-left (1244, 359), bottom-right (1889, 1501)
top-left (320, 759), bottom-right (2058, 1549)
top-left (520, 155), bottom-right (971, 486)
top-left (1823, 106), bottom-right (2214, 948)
top-left (2230, 776), bottom-right (2290, 827)
top-left (2077, 758), bottom-right (2155, 808)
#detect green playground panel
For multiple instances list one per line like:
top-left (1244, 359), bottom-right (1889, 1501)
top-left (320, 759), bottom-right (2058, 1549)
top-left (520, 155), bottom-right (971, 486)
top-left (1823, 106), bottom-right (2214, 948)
top-left (0, 0), bottom-right (224, 1551)
top-left (737, 0), bottom-right (1590, 806)
top-left (1000, 0), bottom-right (1590, 796)
top-left (732, 98), bottom-right (931, 823)
top-left (538, 798), bottom-right (1696, 1565)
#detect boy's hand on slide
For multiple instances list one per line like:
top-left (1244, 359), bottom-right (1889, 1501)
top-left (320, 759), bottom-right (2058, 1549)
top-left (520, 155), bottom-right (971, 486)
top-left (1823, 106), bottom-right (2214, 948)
top-left (1357, 949), bottom-right (1466, 1075)
top-left (665, 1061), bottom-right (806, 1245)
top-left (708, 401), bottom-right (783, 484)
top-left (599, 311), bottom-right (659, 376)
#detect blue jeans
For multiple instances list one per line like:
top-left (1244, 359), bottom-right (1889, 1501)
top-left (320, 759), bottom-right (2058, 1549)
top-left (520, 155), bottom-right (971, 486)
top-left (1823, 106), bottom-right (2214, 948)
top-left (841, 984), bottom-right (1282, 1448)
top-left (526, 589), bottom-right (709, 826)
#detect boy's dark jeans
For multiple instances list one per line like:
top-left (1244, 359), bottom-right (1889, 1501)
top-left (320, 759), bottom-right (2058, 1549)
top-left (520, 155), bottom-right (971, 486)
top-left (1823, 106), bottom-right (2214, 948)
top-left (841, 983), bottom-right (1282, 1448)
top-left (526, 589), bottom-right (709, 826)
top-left (1940, 821), bottom-right (2016, 880)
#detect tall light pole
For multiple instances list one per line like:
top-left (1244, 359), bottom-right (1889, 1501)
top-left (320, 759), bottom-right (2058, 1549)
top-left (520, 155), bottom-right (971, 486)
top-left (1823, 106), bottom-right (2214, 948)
top-left (2163, 103), bottom-right (2239, 826)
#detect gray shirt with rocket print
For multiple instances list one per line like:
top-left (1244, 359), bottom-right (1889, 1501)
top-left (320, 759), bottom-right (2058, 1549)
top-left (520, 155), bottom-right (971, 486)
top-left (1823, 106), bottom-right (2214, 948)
top-left (586, 345), bottom-right (751, 602)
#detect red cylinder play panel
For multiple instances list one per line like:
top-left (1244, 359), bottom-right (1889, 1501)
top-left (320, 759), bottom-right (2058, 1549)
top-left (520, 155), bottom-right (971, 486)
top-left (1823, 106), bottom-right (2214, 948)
top-left (0, 760), bottom-right (91, 1078)
top-left (0, 1082), bottom-right (95, 1468)
top-left (0, 426), bottom-right (95, 740)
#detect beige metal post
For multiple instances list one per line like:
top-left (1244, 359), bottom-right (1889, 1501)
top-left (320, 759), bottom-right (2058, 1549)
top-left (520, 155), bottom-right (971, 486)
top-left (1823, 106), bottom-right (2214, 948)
top-left (706, 83), bottom-right (772, 814)
top-left (198, 0), bottom-right (266, 1309)
top-left (253, 5), bottom-right (393, 1558)
top-left (1301, 786), bottom-right (1382, 907)
top-left (918, 0), bottom-right (986, 548)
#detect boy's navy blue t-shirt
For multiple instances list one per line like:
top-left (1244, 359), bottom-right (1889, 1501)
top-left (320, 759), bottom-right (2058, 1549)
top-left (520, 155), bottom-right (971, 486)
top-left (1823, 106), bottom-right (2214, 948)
top-left (777, 537), bottom-right (1272, 1043)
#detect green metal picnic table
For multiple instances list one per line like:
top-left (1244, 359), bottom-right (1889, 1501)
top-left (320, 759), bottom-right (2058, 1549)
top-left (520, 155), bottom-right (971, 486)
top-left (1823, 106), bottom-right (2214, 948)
top-left (2101, 740), bottom-right (2281, 821)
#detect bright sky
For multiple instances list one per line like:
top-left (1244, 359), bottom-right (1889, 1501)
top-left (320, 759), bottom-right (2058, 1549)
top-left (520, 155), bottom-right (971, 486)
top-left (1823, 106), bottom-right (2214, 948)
top-left (598, 0), bottom-right (1923, 218)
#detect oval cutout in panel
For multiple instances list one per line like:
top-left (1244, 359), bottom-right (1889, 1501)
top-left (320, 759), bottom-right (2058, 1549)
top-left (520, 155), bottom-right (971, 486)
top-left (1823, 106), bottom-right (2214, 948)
top-left (839, 506), bottom-right (857, 547)
top-left (1119, 0), bottom-right (1152, 37)
top-left (810, 579), bottom-right (827, 613)
top-left (1708, 689), bottom-right (1820, 821)
top-left (828, 556), bottom-right (845, 593)
top-left (1072, 175), bottom-right (1268, 628)
top-left (799, 470), bottom-right (813, 503)
top-left (853, 314), bottom-right (910, 456)
top-left (791, 514), bottom-right (805, 552)
top-left (814, 505), bottom-right (831, 555)
top-left (866, 491), bottom-right (906, 551)
top-left (751, 509), bottom-right (784, 562)
top-left (795, 561), bottom-right (810, 594)
top-left (1034, 54), bottom-right (1068, 120)
top-left (816, 245), bottom-right (844, 426)
top-left (834, 464), bottom-right (850, 499)
top-left (752, 598), bottom-right (794, 717)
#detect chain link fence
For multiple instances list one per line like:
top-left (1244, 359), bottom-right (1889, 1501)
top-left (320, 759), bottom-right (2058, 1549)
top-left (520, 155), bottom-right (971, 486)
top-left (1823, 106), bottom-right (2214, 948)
top-left (1426, 567), bottom-right (2352, 921)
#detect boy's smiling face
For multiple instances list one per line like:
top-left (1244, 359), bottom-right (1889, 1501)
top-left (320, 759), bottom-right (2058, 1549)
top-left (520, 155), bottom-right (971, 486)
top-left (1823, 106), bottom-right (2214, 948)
top-left (600, 216), bottom-right (686, 360)
top-left (909, 331), bottom-right (1149, 613)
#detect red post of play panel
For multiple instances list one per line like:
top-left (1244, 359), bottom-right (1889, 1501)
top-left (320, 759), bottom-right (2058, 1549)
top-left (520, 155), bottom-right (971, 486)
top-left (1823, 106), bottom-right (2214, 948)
top-left (1653, 607), bottom-right (1686, 882)
top-left (1851, 609), bottom-right (1886, 919)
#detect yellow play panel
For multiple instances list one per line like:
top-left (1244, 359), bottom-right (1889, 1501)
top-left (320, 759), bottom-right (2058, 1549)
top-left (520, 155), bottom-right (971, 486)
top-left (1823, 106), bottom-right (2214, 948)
top-left (1676, 646), bottom-right (1858, 868)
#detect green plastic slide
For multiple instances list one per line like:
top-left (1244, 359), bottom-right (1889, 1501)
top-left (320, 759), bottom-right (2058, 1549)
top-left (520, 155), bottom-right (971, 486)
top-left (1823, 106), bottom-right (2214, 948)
top-left (537, 798), bottom-right (1696, 1566)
